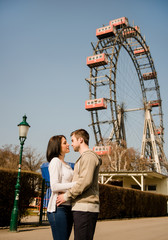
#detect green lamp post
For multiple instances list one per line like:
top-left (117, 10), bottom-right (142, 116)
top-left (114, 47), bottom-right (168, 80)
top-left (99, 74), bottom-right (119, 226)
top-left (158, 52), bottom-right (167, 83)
top-left (10, 115), bottom-right (30, 232)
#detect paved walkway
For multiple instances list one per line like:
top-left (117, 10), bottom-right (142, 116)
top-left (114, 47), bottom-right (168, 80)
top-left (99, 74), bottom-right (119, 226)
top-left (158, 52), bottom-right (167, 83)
top-left (1, 216), bottom-right (168, 240)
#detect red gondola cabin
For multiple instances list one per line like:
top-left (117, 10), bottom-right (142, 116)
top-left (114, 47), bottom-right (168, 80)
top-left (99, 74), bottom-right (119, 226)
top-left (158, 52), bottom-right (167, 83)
top-left (134, 46), bottom-right (149, 56)
top-left (86, 53), bottom-right (108, 68)
top-left (123, 26), bottom-right (140, 38)
top-left (85, 98), bottom-right (107, 111)
top-left (143, 71), bottom-right (157, 80)
top-left (154, 128), bottom-right (163, 135)
top-left (109, 17), bottom-right (129, 29)
top-left (93, 146), bottom-right (111, 155)
top-left (96, 25), bottom-right (116, 40)
top-left (148, 100), bottom-right (161, 107)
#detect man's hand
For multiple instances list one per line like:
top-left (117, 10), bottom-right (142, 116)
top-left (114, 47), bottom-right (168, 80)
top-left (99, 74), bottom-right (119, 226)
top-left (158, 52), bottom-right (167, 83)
top-left (56, 193), bottom-right (66, 206)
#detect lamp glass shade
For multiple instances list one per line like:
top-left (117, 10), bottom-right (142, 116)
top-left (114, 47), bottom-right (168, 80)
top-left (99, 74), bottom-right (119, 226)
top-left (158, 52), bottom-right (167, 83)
top-left (18, 125), bottom-right (30, 138)
top-left (18, 115), bottom-right (30, 138)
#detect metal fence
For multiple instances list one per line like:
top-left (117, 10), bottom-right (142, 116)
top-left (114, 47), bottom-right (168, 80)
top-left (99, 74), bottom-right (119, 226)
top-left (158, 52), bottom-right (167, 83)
top-left (39, 179), bottom-right (51, 225)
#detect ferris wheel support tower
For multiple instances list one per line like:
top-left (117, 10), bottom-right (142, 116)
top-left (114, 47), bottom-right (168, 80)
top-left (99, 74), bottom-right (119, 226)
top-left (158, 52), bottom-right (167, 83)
top-left (141, 105), bottom-right (161, 173)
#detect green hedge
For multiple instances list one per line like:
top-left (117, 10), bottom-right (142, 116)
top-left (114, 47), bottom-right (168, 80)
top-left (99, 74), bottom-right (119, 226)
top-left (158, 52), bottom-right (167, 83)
top-left (1, 168), bottom-right (168, 226)
top-left (99, 183), bottom-right (168, 219)
top-left (0, 168), bottom-right (42, 227)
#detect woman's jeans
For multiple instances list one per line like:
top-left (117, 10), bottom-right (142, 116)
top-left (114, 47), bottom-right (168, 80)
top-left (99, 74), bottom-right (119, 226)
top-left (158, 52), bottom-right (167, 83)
top-left (47, 205), bottom-right (73, 240)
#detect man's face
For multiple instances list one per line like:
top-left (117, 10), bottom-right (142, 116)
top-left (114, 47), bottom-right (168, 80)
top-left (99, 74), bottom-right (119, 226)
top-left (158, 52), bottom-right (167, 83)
top-left (71, 134), bottom-right (80, 152)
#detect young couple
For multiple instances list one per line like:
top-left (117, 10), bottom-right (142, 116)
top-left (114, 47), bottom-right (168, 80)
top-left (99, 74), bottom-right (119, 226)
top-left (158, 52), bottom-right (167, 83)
top-left (46, 129), bottom-right (102, 240)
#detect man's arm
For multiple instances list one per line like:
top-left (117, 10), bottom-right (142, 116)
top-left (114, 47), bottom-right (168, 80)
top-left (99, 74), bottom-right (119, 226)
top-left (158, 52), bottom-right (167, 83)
top-left (59, 153), bottom-right (98, 203)
top-left (57, 152), bottom-right (99, 206)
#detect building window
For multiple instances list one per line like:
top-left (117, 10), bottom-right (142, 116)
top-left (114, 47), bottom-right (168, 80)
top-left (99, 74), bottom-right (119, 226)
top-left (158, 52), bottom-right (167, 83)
top-left (131, 185), bottom-right (141, 190)
top-left (147, 185), bottom-right (156, 191)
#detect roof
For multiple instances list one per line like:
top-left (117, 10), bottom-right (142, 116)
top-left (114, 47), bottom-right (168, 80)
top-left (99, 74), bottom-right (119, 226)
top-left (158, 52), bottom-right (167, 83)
top-left (99, 171), bottom-right (168, 179)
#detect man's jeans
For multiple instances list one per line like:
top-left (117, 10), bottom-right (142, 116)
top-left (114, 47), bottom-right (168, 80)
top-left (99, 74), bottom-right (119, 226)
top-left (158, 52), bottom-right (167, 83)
top-left (73, 211), bottom-right (98, 240)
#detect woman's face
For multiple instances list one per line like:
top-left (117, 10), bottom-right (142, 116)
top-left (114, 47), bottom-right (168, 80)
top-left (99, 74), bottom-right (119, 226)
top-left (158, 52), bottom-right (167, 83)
top-left (60, 137), bottom-right (70, 155)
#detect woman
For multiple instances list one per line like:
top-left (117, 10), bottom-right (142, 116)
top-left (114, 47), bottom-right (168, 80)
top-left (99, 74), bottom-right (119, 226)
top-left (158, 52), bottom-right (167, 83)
top-left (46, 135), bottom-right (75, 240)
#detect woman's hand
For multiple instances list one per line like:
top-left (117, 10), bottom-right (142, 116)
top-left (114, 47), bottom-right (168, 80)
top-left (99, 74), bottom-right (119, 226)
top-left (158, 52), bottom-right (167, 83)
top-left (56, 193), bottom-right (66, 206)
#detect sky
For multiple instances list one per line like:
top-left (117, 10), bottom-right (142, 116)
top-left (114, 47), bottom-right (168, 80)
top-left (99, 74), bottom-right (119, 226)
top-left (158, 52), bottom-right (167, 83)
top-left (0, 0), bottom-right (168, 164)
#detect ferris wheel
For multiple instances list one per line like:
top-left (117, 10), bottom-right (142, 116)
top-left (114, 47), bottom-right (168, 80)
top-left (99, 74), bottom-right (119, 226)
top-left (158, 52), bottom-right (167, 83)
top-left (85, 17), bottom-right (166, 174)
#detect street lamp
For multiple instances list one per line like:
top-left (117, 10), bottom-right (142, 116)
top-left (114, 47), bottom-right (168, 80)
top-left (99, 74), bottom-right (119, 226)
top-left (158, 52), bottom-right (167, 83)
top-left (10, 115), bottom-right (30, 232)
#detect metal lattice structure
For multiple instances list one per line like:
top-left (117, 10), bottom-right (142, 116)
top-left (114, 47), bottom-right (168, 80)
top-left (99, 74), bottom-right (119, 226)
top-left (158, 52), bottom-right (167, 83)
top-left (85, 18), bottom-right (167, 174)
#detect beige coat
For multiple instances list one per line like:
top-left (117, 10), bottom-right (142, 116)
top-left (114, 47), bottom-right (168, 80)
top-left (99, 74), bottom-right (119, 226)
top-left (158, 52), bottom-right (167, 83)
top-left (64, 149), bottom-right (102, 212)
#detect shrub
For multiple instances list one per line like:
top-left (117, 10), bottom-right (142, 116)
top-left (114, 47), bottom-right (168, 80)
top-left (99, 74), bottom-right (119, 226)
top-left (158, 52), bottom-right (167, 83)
top-left (99, 184), bottom-right (168, 219)
top-left (0, 168), bottom-right (42, 227)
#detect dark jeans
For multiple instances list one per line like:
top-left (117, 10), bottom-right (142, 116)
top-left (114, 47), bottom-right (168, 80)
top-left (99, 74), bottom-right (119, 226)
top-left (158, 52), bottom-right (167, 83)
top-left (47, 205), bottom-right (73, 240)
top-left (73, 211), bottom-right (98, 240)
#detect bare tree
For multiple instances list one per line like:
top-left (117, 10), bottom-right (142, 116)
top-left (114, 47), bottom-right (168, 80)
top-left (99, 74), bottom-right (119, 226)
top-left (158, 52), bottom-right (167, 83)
top-left (0, 144), bottom-right (20, 169)
top-left (23, 147), bottom-right (45, 172)
top-left (0, 144), bottom-right (45, 172)
top-left (99, 142), bottom-right (150, 172)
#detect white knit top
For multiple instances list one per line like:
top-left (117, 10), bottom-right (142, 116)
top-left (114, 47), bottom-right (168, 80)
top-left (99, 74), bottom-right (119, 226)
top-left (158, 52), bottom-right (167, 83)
top-left (47, 157), bottom-right (75, 213)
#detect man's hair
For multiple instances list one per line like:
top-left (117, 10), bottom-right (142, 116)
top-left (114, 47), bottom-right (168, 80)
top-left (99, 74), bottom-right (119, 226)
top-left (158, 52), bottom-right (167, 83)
top-left (70, 129), bottom-right (89, 145)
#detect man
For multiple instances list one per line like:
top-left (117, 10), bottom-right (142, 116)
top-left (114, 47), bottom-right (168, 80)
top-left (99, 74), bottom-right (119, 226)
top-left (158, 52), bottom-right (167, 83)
top-left (57, 129), bottom-right (102, 240)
